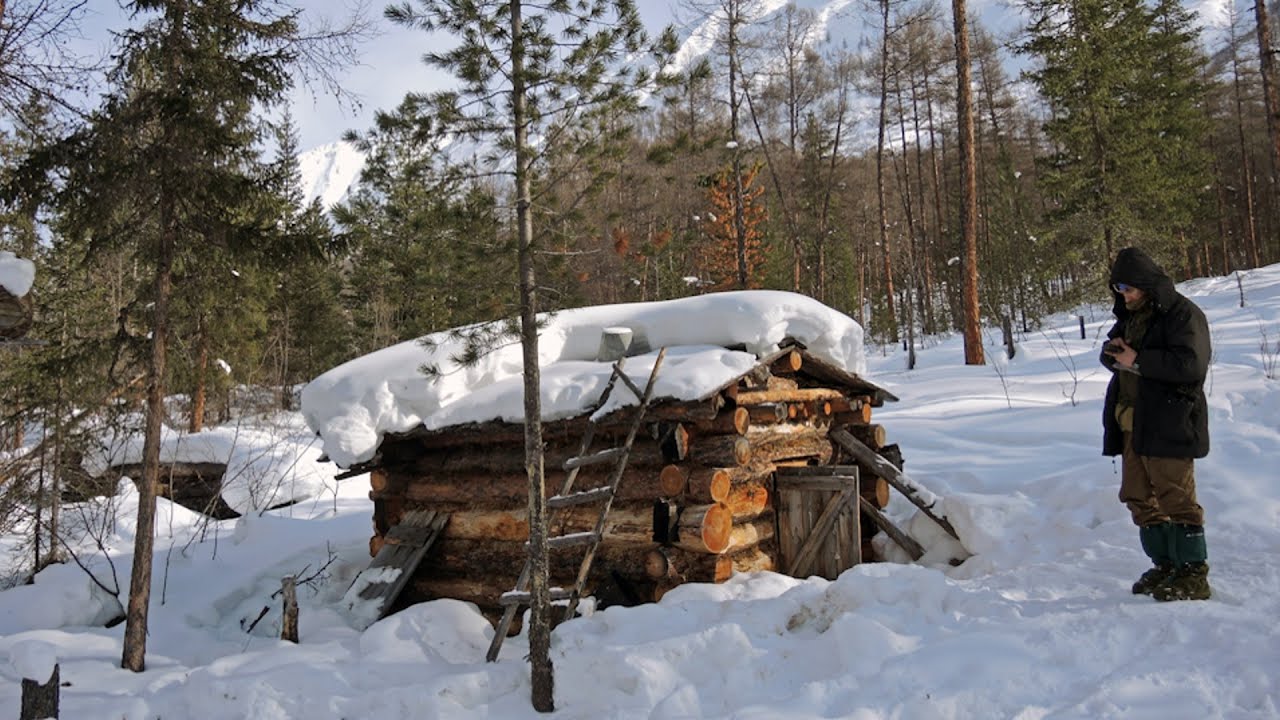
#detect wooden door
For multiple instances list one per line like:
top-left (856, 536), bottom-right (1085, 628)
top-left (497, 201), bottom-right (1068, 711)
top-left (774, 466), bottom-right (861, 579)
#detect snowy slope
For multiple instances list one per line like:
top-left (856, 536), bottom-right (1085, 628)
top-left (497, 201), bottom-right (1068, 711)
top-left (297, 140), bottom-right (365, 209)
top-left (1, 265), bottom-right (1278, 718)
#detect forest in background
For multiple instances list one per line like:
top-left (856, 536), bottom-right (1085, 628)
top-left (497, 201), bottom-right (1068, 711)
top-left (0, 0), bottom-right (1277, 677)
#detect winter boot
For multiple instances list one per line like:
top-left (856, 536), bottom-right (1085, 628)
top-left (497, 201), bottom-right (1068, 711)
top-left (1153, 524), bottom-right (1211, 602)
top-left (1132, 522), bottom-right (1175, 595)
top-left (1153, 562), bottom-right (1211, 601)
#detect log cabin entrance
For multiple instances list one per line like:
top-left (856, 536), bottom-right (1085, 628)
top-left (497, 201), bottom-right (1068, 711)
top-left (773, 466), bottom-right (862, 579)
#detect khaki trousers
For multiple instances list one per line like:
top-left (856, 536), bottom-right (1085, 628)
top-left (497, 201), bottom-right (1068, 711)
top-left (1119, 432), bottom-right (1204, 527)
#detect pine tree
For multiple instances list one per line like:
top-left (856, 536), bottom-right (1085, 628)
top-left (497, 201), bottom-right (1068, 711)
top-left (384, 0), bottom-right (672, 709)
top-left (26, 0), bottom-right (312, 672)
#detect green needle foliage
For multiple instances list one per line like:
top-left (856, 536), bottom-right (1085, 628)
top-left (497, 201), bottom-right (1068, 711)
top-left (1020, 0), bottom-right (1212, 269)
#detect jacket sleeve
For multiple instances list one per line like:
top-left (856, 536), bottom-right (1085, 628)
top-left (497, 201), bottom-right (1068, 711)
top-left (1134, 303), bottom-right (1210, 385)
top-left (1100, 321), bottom-right (1122, 372)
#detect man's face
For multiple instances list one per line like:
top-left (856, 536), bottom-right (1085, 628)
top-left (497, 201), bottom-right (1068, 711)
top-left (1115, 283), bottom-right (1146, 309)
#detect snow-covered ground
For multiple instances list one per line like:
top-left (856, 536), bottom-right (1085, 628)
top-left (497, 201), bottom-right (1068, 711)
top-left (2, 265), bottom-right (1279, 718)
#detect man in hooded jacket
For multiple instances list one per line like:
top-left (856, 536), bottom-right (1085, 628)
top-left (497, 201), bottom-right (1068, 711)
top-left (1101, 247), bottom-right (1211, 601)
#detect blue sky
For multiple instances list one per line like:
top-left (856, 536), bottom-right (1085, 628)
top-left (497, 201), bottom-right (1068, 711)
top-left (73, 0), bottom-right (681, 152)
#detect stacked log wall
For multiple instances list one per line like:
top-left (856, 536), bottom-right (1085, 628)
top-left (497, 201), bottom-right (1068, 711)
top-left (367, 347), bottom-right (899, 622)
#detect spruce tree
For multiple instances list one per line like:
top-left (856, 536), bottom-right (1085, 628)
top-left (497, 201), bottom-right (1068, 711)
top-left (1019, 0), bottom-right (1210, 265)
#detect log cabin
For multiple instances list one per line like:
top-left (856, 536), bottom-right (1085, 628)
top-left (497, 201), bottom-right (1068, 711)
top-left (348, 342), bottom-right (905, 627)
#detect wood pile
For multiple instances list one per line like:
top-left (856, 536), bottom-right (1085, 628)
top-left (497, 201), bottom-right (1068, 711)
top-left (366, 346), bottom-right (902, 626)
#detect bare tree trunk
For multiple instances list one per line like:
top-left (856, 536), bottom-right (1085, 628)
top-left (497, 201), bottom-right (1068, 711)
top-left (511, 1), bottom-right (553, 711)
top-left (123, 218), bottom-right (173, 673)
top-left (190, 313), bottom-right (208, 433)
top-left (1255, 0), bottom-right (1280, 188)
top-left (727, 8), bottom-right (749, 290)
top-left (876, 0), bottom-right (898, 343)
top-left (1231, 18), bottom-right (1262, 269)
top-left (953, 3), bottom-right (983, 365)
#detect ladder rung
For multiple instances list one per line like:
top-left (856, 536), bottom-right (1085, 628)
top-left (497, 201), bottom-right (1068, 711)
top-left (499, 587), bottom-right (575, 606)
top-left (544, 531), bottom-right (600, 550)
top-left (547, 486), bottom-right (614, 509)
top-left (563, 447), bottom-right (625, 471)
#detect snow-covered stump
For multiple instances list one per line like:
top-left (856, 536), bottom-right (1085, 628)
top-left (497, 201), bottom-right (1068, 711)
top-left (20, 664), bottom-right (58, 720)
top-left (11, 641), bottom-right (59, 720)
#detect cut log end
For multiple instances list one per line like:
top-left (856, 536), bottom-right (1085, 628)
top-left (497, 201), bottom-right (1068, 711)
top-left (682, 503), bottom-right (733, 554)
top-left (659, 464), bottom-right (687, 497)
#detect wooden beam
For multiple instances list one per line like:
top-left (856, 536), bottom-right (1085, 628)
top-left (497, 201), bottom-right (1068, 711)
top-left (858, 496), bottom-right (925, 560)
top-left (829, 429), bottom-right (960, 542)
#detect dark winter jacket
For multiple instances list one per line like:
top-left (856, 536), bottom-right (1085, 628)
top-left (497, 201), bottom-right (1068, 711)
top-left (1101, 247), bottom-right (1210, 459)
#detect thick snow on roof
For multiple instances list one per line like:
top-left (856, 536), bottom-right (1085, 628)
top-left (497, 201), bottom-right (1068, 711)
top-left (302, 291), bottom-right (866, 468)
top-left (0, 250), bottom-right (34, 297)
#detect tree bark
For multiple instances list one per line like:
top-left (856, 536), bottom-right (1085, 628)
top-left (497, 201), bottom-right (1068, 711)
top-left (20, 663), bottom-right (58, 720)
top-left (122, 191), bottom-right (176, 674)
top-left (1256, 0), bottom-right (1280, 192)
top-left (510, 0), bottom-right (553, 709)
top-left (953, 0), bottom-right (984, 366)
top-left (281, 576), bottom-right (299, 643)
top-left (876, 0), bottom-right (898, 343)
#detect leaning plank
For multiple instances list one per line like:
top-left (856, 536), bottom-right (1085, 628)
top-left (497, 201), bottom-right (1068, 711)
top-left (857, 496), bottom-right (925, 560)
top-left (345, 509), bottom-right (449, 629)
top-left (829, 429), bottom-right (960, 542)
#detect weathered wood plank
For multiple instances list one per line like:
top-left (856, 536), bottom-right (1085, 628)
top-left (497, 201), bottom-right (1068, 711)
top-left (858, 496), bottom-right (925, 560)
top-left (345, 509), bottom-right (449, 629)
top-left (787, 487), bottom-right (855, 577)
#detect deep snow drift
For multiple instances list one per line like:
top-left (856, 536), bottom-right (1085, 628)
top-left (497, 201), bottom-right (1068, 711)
top-left (1, 266), bottom-right (1278, 719)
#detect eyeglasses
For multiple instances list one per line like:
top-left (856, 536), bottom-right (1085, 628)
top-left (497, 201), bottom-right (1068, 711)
top-left (1112, 282), bottom-right (1133, 293)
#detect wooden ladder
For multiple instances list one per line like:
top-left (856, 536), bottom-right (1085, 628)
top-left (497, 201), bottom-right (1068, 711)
top-left (485, 347), bottom-right (667, 662)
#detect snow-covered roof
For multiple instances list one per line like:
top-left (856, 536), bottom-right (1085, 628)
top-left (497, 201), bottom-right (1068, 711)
top-left (301, 291), bottom-right (867, 468)
top-left (0, 250), bottom-right (35, 297)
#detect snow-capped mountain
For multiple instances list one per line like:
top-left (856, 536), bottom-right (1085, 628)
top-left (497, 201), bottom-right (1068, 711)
top-left (291, 0), bottom-right (1229, 208)
top-left (297, 141), bottom-right (366, 210)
